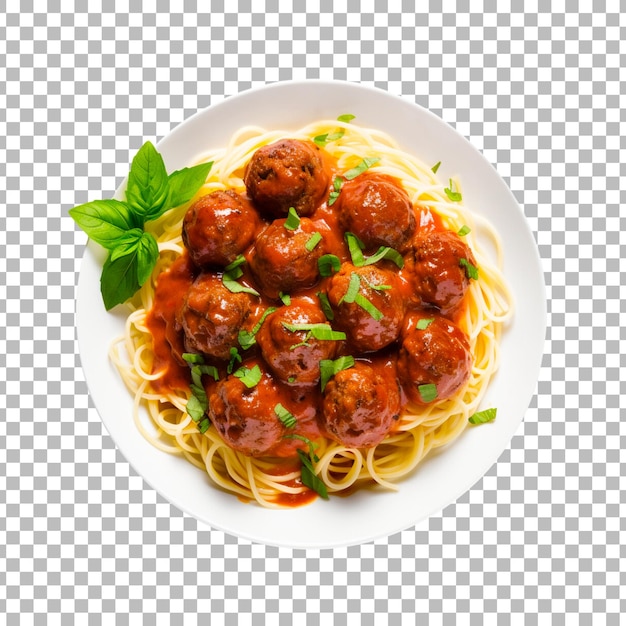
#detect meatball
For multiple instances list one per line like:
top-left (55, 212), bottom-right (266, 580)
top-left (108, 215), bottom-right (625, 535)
top-left (321, 361), bottom-right (401, 448)
top-left (327, 263), bottom-right (405, 352)
top-left (256, 299), bottom-right (340, 386)
top-left (182, 190), bottom-right (260, 268)
top-left (410, 230), bottom-right (477, 316)
top-left (244, 139), bottom-right (329, 218)
top-left (180, 272), bottom-right (254, 359)
top-left (208, 360), bottom-right (318, 457)
top-left (249, 217), bottom-right (327, 299)
top-left (335, 173), bottom-right (416, 252)
top-left (397, 313), bottom-right (472, 405)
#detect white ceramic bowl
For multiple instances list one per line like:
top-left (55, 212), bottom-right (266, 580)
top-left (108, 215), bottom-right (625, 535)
top-left (76, 80), bottom-right (546, 549)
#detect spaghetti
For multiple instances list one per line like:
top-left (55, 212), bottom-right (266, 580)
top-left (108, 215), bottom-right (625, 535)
top-left (108, 120), bottom-right (513, 508)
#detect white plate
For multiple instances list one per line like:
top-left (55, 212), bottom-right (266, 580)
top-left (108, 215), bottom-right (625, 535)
top-left (76, 80), bottom-right (546, 549)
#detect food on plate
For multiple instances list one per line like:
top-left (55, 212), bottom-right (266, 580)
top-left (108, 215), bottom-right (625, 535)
top-left (74, 116), bottom-right (513, 508)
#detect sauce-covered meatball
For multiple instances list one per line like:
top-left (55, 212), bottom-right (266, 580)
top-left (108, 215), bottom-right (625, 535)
top-left (321, 361), bottom-right (401, 448)
top-left (180, 272), bottom-right (254, 359)
top-left (410, 230), bottom-right (476, 316)
top-left (397, 313), bottom-right (472, 405)
top-left (327, 263), bottom-right (405, 352)
top-left (244, 139), bottom-right (329, 218)
top-left (256, 298), bottom-right (340, 386)
top-left (182, 190), bottom-right (260, 268)
top-left (208, 360), bottom-right (319, 457)
top-left (335, 173), bottom-right (416, 252)
top-left (249, 217), bottom-right (327, 299)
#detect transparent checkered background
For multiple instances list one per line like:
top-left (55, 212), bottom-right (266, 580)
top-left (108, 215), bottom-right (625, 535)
top-left (1, 2), bottom-right (624, 623)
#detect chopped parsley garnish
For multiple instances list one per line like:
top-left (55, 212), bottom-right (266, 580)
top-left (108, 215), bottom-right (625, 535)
top-left (418, 383), bottom-right (438, 403)
top-left (227, 346), bottom-right (242, 374)
top-left (431, 161), bottom-right (441, 174)
top-left (313, 129), bottom-right (345, 147)
top-left (344, 232), bottom-right (403, 269)
top-left (459, 258), bottom-right (479, 280)
top-left (344, 157), bottom-right (380, 181)
top-left (282, 322), bottom-right (346, 341)
top-left (317, 291), bottom-right (334, 320)
top-left (233, 364), bottom-right (263, 389)
top-left (305, 231), bottom-right (323, 252)
top-left (444, 179), bottom-right (462, 202)
top-left (468, 407), bottom-right (497, 425)
top-left (274, 403), bottom-right (297, 429)
top-left (222, 255), bottom-right (260, 296)
top-left (318, 254), bottom-right (341, 277)
top-left (457, 225), bottom-right (471, 236)
top-left (182, 353), bottom-right (219, 430)
top-left (337, 113), bottom-right (355, 123)
top-left (319, 355), bottom-right (355, 392)
top-left (238, 307), bottom-right (277, 350)
top-left (279, 291), bottom-right (291, 306)
top-left (328, 176), bottom-right (343, 206)
top-left (416, 318), bottom-right (434, 330)
top-left (354, 293), bottom-right (383, 321)
top-left (284, 207), bottom-right (300, 231)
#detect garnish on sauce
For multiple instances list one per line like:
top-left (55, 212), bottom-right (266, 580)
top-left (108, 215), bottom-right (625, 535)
top-left (459, 258), bottom-right (479, 280)
top-left (319, 355), bottom-right (356, 392)
top-left (318, 254), bottom-right (341, 277)
top-left (344, 157), bottom-right (380, 181)
top-left (418, 383), bottom-right (438, 403)
top-left (238, 307), bottom-right (278, 350)
top-left (416, 318), bottom-right (434, 330)
top-left (274, 403), bottom-right (297, 428)
top-left (281, 323), bottom-right (346, 342)
top-left (279, 292), bottom-right (291, 306)
top-left (69, 141), bottom-right (213, 310)
top-left (344, 232), bottom-right (403, 269)
top-left (233, 364), bottom-right (263, 389)
top-left (327, 176), bottom-right (343, 206)
top-left (284, 207), bottom-right (301, 230)
top-left (182, 353), bottom-right (219, 430)
top-left (317, 292), bottom-right (334, 320)
top-left (222, 255), bottom-right (260, 296)
top-left (305, 232), bottom-right (323, 251)
top-left (227, 347), bottom-right (242, 374)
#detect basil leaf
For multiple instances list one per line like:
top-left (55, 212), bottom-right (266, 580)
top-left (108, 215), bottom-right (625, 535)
top-left (319, 355), bottom-right (355, 392)
top-left (337, 113), bottom-right (355, 123)
top-left (340, 272), bottom-right (361, 304)
top-left (227, 347), bottom-right (242, 374)
top-left (238, 307), bottom-right (277, 350)
top-left (233, 364), bottom-right (263, 388)
top-left (100, 250), bottom-right (141, 311)
top-left (165, 161), bottom-right (214, 210)
top-left (416, 318), bottom-right (434, 330)
top-left (136, 231), bottom-right (159, 286)
top-left (354, 293), bottom-right (383, 321)
top-left (69, 199), bottom-right (138, 248)
top-left (317, 292), bottom-right (334, 320)
top-left (279, 292), bottom-right (291, 306)
top-left (459, 258), bottom-right (479, 280)
top-left (444, 178), bottom-right (462, 202)
top-left (182, 353), bottom-right (205, 365)
top-left (274, 403), bottom-right (297, 429)
top-left (318, 254), bottom-right (341, 277)
top-left (362, 246), bottom-right (404, 269)
top-left (281, 323), bottom-right (346, 341)
top-left (125, 141), bottom-right (170, 221)
top-left (186, 394), bottom-right (206, 422)
top-left (109, 228), bottom-right (144, 261)
top-left (345, 232), bottom-right (366, 266)
top-left (284, 207), bottom-right (300, 231)
top-left (327, 176), bottom-right (344, 206)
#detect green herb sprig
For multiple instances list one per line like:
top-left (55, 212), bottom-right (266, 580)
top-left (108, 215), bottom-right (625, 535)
top-left (181, 353), bottom-right (219, 433)
top-left (69, 141), bottom-right (213, 310)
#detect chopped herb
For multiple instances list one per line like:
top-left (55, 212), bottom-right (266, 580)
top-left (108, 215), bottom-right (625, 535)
top-left (274, 403), bottom-right (297, 429)
top-left (354, 293), bottom-right (383, 321)
top-left (227, 347), bottom-right (242, 374)
top-left (181, 352), bottom-right (218, 429)
top-left (317, 291), bottom-right (334, 320)
top-left (238, 307), bottom-right (277, 350)
top-left (362, 245), bottom-right (404, 269)
top-left (344, 157), bottom-right (380, 180)
top-left (459, 258), bottom-right (479, 280)
top-left (340, 272), bottom-right (361, 304)
top-left (233, 364), bottom-right (263, 388)
top-left (457, 225), bottom-right (471, 236)
top-left (431, 161), bottom-right (441, 174)
top-left (337, 113), bottom-right (355, 123)
top-left (287, 376), bottom-right (296, 383)
top-left (305, 231), bottom-right (323, 252)
top-left (283, 433), bottom-right (319, 460)
top-left (444, 178), bottom-right (462, 202)
top-left (284, 207), bottom-right (300, 231)
top-left (468, 407), bottom-right (497, 425)
top-left (279, 291), bottom-right (291, 306)
top-left (198, 417), bottom-right (211, 434)
top-left (416, 318), bottom-right (434, 330)
top-left (318, 254), bottom-right (341, 277)
top-left (345, 232), bottom-right (366, 266)
top-left (297, 449), bottom-right (329, 500)
top-left (363, 278), bottom-right (392, 291)
top-left (328, 176), bottom-right (344, 206)
top-left (418, 383), bottom-right (438, 403)
top-left (282, 322), bottom-right (346, 341)
top-left (313, 129), bottom-right (345, 147)
top-left (222, 256), bottom-right (260, 296)
top-left (224, 254), bottom-right (246, 272)
top-left (319, 355), bottom-right (355, 392)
